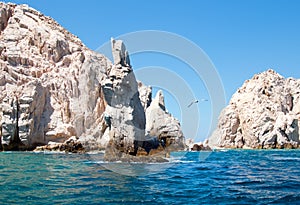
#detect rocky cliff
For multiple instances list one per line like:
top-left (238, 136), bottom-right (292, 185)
top-left (0, 2), bottom-right (112, 150)
top-left (209, 69), bottom-right (300, 149)
top-left (0, 2), bottom-right (185, 157)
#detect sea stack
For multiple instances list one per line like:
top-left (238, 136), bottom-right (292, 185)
top-left (209, 69), bottom-right (300, 149)
top-left (102, 39), bottom-right (146, 160)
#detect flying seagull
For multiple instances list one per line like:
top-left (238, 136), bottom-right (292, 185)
top-left (187, 99), bottom-right (208, 108)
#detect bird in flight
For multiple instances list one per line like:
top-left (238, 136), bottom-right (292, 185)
top-left (187, 99), bottom-right (208, 107)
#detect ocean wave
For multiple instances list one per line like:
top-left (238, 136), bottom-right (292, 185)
top-left (32, 150), bottom-right (67, 154)
top-left (86, 150), bottom-right (105, 154)
top-left (85, 157), bottom-right (197, 165)
top-left (169, 159), bottom-right (196, 163)
top-left (270, 157), bottom-right (300, 161)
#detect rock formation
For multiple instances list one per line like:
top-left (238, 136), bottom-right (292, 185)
top-left (0, 2), bottom-right (185, 158)
top-left (146, 90), bottom-right (186, 151)
top-left (103, 41), bottom-right (185, 161)
top-left (102, 38), bottom-right (146, 160)
top-left (34, 136), bottom-right (84, 153)
top-left (209, 69), bottom-right (300, 149)
top-left (138, 81), bottom-right (152, 111)
top-left (187, 139), bottom-right (211, 151)
top-left (0, 2), bottom-right (110, 150)
top-left (191, 143), bottom-right (211, 151)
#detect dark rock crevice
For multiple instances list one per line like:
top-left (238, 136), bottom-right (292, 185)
top-left (2, 96), bottom-right (24, 151)
top-left (0, 3), bottom-right (14, 35)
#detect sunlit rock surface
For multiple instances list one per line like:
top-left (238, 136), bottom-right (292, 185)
top-left (0, 3), bottom-right (185, 158)
top-left (209, 69), bottom-right (300, 149)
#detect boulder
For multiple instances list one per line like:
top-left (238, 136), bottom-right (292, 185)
top-left (209, 69), bottom-right (300, 149)
top-left (191, 143), bottom-right (212, 151)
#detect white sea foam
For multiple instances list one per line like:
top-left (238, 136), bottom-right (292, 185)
top-left (33, 150), bottom-right (66, 154)
top-left (86, 150), bottom-right (105, 154)
top-left (272, 157), bottom-right (300, 161)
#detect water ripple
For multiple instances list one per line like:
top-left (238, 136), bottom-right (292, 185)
top-left (0, 150), bottom-right (299, 204)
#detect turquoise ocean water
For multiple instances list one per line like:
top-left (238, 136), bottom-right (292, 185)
top-left (0, 150), bottom-right (299, 204)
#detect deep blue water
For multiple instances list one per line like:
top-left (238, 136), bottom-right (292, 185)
top-left (0, 150), bottom-right (299, 204)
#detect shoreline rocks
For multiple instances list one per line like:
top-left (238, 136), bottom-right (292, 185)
top-left (34, 136), bottom-right (84, 153)
top-left (190, 140), bottom-right (212, 151)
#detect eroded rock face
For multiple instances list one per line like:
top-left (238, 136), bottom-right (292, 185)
top-left (1, 80), bottom-right (50, 150)
top-left (138, 81), bottom-right (152, 111)
top-left (0, 2), bottom-right (111, 150)
top-left (0, 3), bottom-right (185, 157)
top-left (102, 44), bottom-right (185, 160)
top-left (103, 39), bottom-right (146, 159)
top-left (0, 3), bottom-right (13, 34)
top-left (209, 69), bottom-right (300, 149)
top-left (146, 90), bottom-right (186, 151)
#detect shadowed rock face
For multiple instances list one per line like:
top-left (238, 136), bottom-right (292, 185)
top-left (209, 69), bottom-right (300, 149)
top-left (103, 39), bottom-right (146, 158)
top-left (0, 3), bottom-right (185, 158)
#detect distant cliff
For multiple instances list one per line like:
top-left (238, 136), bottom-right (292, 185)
top-left (209, 69), bottom-right (300, 149)
top-left (0, 2), bottom-right (184, 157)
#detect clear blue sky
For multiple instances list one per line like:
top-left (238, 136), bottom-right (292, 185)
top-left (3, 0), bottom-right (300, 141)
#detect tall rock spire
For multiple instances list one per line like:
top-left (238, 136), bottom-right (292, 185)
top-left (102, 39), bottom-right (146, 160)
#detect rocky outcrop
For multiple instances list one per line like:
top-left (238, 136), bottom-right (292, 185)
top-left (146, 90), bottom-right (186, 151)
top-left (0, 2), bottom-right (185, 158)
top-left (187, 139), bottom-right (211, 151)
top-left (191, 141), bottom-right (212, 151)
top-left (104, 139), bottom-right (168, 163)
top-left (102, 41), bottom-right (185, 161)
top-left (34, 136), bottom-right (84, 153)
top-left (209, 69), bottom-right (300, 149)
top-left (102, 39), bottom-right (146, 159)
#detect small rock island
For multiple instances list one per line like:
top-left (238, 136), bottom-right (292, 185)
top-left (208, 70), bottom-right (300, 149)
